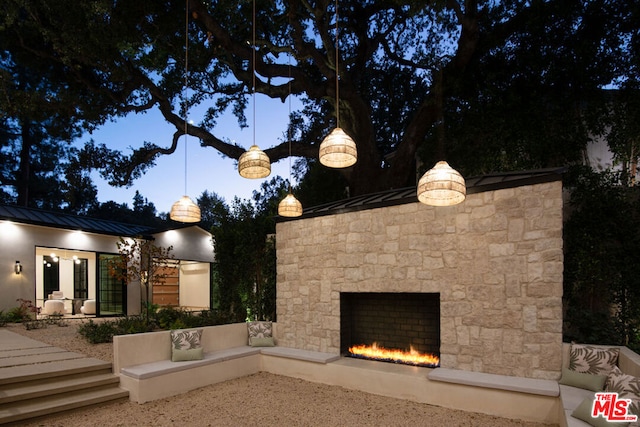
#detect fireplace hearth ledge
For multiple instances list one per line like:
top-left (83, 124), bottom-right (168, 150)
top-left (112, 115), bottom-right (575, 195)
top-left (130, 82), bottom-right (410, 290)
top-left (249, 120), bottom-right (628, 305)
top-left (428, 367), bottom-right (559, 397)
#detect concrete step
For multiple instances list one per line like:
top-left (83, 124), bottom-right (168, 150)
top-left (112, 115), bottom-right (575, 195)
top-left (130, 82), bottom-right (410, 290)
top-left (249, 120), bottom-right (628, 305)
top-left (0, 384), bottom-right (129, 425)
top-left (0, 357), bottom-right (112, 385)
top-left (0, 372), bottom-right (120, 404)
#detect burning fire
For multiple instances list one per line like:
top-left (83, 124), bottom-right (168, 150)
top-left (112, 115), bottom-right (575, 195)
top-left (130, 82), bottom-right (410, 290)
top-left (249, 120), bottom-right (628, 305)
top-left (348, 343), bottom-right (439, 367)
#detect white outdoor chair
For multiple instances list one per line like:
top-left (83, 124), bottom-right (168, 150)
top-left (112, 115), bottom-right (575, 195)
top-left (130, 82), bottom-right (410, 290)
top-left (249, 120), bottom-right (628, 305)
top-left (80, 299), bottom-right (96, 315)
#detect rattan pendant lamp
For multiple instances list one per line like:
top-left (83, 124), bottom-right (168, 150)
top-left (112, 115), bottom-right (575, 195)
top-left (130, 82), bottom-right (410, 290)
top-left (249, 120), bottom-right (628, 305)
top-left (278, 53), bottom-right (303, 218)
top-left (417, 67), bottom-right (465, 207)
top-left (238, 0), bottom-right (271, 179)
top-left (170, 0), bottom-right (201, 223)
top-left (318, 0), bottom-right (357, 168)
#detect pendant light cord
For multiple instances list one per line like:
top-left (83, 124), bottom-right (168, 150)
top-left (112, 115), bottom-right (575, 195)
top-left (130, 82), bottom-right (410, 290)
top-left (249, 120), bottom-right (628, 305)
top-left (252, 0), bottom-right (256, 148)
top-left (335, 0), bottom-right (340, 128)
top-left (183, 0), bottom-right (189, 195)
top-left (436, 66), bottom-right (445, 160)
top-left (288, 52), bottom-right (293, 192)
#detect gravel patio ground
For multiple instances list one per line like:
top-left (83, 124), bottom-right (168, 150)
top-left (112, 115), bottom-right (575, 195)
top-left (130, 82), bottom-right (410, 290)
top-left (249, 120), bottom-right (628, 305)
top-left (5, 321), bottom-right (556, 427)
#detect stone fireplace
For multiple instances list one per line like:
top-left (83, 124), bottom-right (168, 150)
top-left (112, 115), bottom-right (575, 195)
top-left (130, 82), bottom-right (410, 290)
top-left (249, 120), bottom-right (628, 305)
top-left (340, 292), bottom-right (440, 365)
top-left (275, 170), bottom-right (565, 380)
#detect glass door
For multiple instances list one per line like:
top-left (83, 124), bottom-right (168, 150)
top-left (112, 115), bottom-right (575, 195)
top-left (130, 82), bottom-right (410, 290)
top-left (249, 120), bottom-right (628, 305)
top-left (43, 255), bottom-right (60, 298)
top-left (97, 253), bottom-right (126, 316)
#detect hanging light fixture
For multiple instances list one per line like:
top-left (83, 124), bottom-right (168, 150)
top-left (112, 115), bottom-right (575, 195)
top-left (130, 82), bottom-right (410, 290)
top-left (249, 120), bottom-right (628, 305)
top-left (417, 67), bottom-right (465, 207)
top-left (170, 0), bottom-right (201, 223)
top-left (319, 0), bottom-right (357, 168)
top-left (417, 161), bottom-right (466, 206)
top-left (278, 46), bottom-right (303, 218)
top-left (238, 0), bottom-right (271, 179)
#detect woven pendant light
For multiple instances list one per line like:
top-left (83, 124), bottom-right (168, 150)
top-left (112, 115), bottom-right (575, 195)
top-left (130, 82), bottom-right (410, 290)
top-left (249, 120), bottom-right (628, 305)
top-left (238, 145), bottom-right (271, 178)
top-left (319, 0), bottom-right (357, 169)
top-left (278, 193), bottom-right (303, 217)
top-left (238, 0), bottom-right (271, 179)
top-left (277, 41), bottom-right (303, 218)
top-left (170, 0), bottom-right (201, 223)
top-left (170, 195), bottom-right (202, 223)
top-left (319, 127), bottom-right (357, 168)
top-left (417, 161), bottom-right (466, 206)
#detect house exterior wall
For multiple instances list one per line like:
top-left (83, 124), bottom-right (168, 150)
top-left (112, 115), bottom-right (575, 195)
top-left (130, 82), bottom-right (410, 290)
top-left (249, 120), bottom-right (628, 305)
top-left (0, 221), bottom-right (214, 314)
top-left (152, 227), bottom-right (215, 263)
top-left (275, 181), bottom-right (564, 380)
top-left (0, 222), bottom-right (127, 312)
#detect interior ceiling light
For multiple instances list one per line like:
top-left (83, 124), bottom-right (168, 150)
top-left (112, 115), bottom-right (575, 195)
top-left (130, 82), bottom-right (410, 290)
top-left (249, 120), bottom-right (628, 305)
top-left (170, 0), bottom-right (201, 223)
top-left (417, 68), bottom-right (465, 207)
top-left (318, 0), bottom-right (357, 169)
top-left (238, 0), bottom-right (271, 179)
top-left (278, 49), bottom-right (303, 218)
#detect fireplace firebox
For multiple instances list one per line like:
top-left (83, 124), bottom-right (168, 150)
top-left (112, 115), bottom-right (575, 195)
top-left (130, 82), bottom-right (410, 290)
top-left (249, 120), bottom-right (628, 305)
top-left (340, 292), bottom-right (440, 367)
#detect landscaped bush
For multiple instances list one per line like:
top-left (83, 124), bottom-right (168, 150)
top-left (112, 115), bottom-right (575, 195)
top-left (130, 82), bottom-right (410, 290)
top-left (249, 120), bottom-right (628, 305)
top-left (76, 309), bottom-right (230, 344)
top-left (77, 316), bottom-right (155, 344)
top-left (4, 299), bottom-right (38, 323)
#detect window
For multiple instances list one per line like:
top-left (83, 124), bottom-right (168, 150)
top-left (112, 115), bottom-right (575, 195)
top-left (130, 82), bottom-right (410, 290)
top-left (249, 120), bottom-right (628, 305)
top-left (74, 258), bottom-right (88, 299)
top-left (43, 255), bottom-right (60, 298)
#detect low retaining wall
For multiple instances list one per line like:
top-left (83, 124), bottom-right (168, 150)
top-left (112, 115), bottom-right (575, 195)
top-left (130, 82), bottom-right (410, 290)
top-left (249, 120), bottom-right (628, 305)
top-left (113, 323), bottom-right (560, 424)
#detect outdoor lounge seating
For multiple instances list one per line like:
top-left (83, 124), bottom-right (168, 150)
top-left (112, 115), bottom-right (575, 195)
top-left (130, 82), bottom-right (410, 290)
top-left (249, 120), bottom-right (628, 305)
top-left (49, 291), bottom-right (65, 300)
top-left (80, 299), bottom-right (96, 315)
top-left (42, 299), bottom-right (65, 315)
top-left (113, 323), bottom-right (559, 424)
top-left (558, 343), bottom-right (640, 427)
top-left (115, 323), bottom-right (339, 403)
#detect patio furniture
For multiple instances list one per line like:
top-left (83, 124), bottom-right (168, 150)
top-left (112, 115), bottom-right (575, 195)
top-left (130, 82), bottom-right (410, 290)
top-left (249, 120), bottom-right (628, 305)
top-left (80, 299), bottom-right (96, 315)
top-left (49, 291), bottom-right (65, 300)
top-left (42, 299), bottom-right (65, 315)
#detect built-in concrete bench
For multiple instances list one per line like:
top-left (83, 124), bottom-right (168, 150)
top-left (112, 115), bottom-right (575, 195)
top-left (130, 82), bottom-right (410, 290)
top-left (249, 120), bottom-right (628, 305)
top-left (428, 367), bottom-right (559, 397)
top-left (114, 323), bottom-right (342, 403)
top-left (120, 346), bottom-right (261, 380)
top-left (260, 346), bottom-right (340, 364)
top-left (558, 343), bottom-right (640, 427)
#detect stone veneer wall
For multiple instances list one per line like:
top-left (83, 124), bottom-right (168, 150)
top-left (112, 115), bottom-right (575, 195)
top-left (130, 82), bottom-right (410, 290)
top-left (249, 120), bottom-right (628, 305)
top-left (275, 181), bottom-right (564, 380)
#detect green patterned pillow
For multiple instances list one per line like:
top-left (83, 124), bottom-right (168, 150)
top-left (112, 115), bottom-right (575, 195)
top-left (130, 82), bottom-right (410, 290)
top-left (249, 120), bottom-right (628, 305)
top-left (606, 366), bottom-right (640, 427)
top-left (247, 321), bottom-right (272, 339)
top-left (569, 344), bottom-right (619, 375)
top-left (572, 397), bottom-right (630, 427)
top-left (170, 329), bottom-right (203, 362)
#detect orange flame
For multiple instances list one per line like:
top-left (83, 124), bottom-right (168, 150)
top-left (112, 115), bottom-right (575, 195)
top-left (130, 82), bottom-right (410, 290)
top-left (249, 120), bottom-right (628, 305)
top-left (348, 343), bottom-right (439, 367)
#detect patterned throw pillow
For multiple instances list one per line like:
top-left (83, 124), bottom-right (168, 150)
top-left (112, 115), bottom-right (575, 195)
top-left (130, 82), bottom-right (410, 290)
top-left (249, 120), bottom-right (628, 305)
top-left (569, 344), bottom-right (619, 375)
top-left (606, 366), bottom-right (640, 427)
top-left (170, 329), bottom-right (203, 362)
top-left (247, 321), bottom-right (273, 339)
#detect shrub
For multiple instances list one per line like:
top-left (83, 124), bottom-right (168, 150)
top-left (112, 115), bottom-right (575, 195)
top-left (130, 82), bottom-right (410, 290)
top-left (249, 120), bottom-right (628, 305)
top-left (77, 316), bottom-right (155, 344)
top-left (5, 299), bottom-right (38, 323)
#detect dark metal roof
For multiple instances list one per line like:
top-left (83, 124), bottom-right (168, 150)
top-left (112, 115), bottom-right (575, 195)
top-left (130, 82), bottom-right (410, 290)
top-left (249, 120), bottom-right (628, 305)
top-left (0, 204), bottom-right (156, 237)
top-left (280, 167), bottom-right (565, 221)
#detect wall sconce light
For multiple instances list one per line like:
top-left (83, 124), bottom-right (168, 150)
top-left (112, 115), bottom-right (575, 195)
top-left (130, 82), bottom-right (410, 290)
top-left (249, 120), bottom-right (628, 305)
top-left (14, 260), bottom-right (22, 275)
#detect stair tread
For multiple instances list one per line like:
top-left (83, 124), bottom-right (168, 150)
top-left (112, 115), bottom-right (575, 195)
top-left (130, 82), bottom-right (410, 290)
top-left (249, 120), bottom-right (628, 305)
top-left (0, 357), bottom-right (111, 384)
top-left (0, 372), bottom-right (120, 403)
top-left (0, 386), bottom-right (129, 424)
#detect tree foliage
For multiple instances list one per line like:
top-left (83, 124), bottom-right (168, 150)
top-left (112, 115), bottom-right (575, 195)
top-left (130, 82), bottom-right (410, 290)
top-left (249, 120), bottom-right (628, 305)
top-left (2, 0), bottom-right (637, 201)
top-left (108, 237), bottom-right (175, 319)
top-left (207, 178), bottom-right (285, 321)
top-left (563, 167), bottom-right (640, 351)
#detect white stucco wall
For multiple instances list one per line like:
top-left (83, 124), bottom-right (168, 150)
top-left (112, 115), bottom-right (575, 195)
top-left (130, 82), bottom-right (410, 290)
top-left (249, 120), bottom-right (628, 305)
top-left (0, 220), bottom-right (214, 314)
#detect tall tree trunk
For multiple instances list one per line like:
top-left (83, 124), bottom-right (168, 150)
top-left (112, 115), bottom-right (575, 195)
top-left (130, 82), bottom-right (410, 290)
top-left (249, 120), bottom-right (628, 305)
top-left (16, 120), bottom-right (32, 207)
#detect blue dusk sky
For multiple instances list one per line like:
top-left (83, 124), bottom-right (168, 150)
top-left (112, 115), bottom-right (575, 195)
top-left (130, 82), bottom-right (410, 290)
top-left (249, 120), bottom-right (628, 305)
top-left (81, 93), bottom-right (299, 213)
